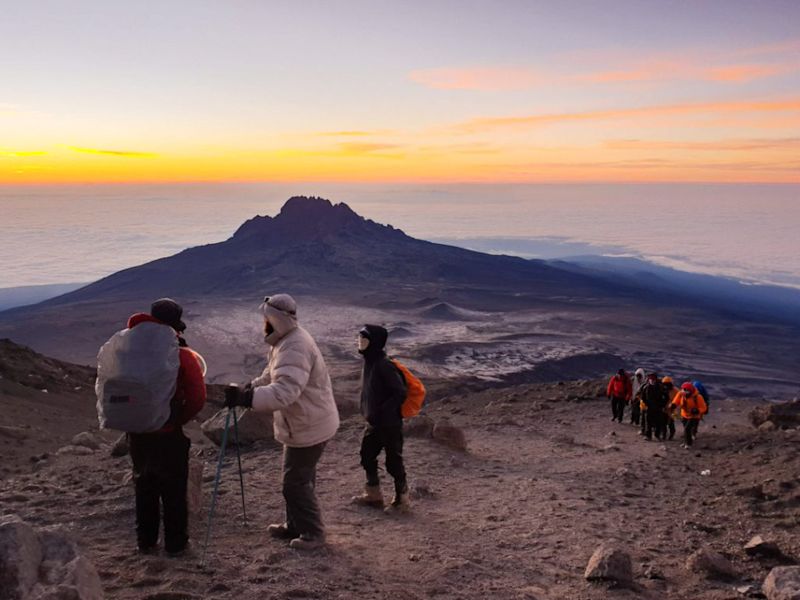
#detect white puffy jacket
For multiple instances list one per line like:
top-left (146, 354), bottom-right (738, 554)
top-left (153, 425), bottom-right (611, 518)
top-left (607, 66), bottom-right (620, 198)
top-left (250, 295), bottom-right (339, 448)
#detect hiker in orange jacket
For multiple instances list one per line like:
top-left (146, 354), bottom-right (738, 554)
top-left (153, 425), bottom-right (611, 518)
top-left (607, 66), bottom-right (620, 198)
top-left (607, 369), bottom-right (632, 423)
top-left (671, 382), bottom-right (707, 448)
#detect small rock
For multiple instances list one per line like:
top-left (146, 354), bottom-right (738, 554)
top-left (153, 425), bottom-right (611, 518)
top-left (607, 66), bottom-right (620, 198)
top-left (201, 408), bottom-right (275, 447)
top-left (763, 566), bottom-right (800, 600)
top-left (746, 535), bottom-right (785, 559)
top-left (110, 433), bottom-right (129, 457)
top-left (432, 420), bottom-right (468, 452)
top-left (759, 421), bottom-right (777, 432)
top-left (686, 548), bottom-right (738, 580)
top-left (404, 416), bottom-right (435, 438)
top-left (584, 544), bottom-right (633, 585)
top-left (56, 445), bottom-right (94, 456)
top-left (71, 432), bottom-right (100, 450)
top-left (701, 469), bottom-right (712, 476)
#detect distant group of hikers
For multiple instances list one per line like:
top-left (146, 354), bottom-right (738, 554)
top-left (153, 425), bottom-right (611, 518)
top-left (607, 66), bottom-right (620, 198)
top-left (95, 294), bottom-right (423, 557)
top-left (606, 368), bottom-right (709, 448)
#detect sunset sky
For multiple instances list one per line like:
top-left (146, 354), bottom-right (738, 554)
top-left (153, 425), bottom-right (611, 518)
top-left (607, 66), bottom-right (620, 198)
top-left (2, 1), bottom-right (799, 184)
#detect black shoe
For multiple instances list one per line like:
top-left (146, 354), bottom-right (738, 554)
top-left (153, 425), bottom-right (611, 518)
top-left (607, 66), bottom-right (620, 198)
top-left (137, 544), bottom-right (158, 556)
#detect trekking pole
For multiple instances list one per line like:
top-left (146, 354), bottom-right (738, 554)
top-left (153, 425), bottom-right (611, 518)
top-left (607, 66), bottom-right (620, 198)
top-left (201, 406), bottom-right (232, 566)
top-left (231, 405), bottom-right (248, 525)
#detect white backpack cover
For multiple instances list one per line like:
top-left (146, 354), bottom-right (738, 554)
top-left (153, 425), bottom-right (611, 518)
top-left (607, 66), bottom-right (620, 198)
top-left (95, 321), bottom-right (180, 432)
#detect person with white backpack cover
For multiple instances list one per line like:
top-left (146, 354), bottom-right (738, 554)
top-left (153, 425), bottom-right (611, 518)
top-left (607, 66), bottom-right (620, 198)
top-left (96, 298), bottom-right (206, 556)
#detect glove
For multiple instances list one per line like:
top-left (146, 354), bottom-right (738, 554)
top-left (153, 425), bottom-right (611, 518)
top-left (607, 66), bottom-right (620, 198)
top-left (224, 384), bottom-right (253, 409)
top-left (690, 407), bottom-right (700, 416)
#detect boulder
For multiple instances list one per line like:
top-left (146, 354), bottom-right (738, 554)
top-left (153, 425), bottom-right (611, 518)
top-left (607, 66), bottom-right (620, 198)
top-left (432, 420), bottom-right (468, 452)
top-left (404, 416), bottom-right (435, 438)
top-left (751, 400), bottom-right (800, 430)
top-left (201, 408), bottom-right (274, 447)
top-left (686, 548), bottom-right (738, 580)
top-left (763, 567), bottom-right (800, 600)
top-left (584, 544), bottom-right (633, 585)
top-left (0, 515), bottom-right (103, 600)
top-left (745, 535), bottom-right (784, 559)
top-left (760, 421), bottom-right (777, 432)
top-left (71, 432), bottom-right (100, 451)
top-left (0, 515), bottom-right (42, 600)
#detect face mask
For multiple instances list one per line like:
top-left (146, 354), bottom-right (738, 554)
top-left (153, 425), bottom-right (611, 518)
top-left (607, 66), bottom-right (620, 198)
top-left (358, 336), bottom-right (370, 352)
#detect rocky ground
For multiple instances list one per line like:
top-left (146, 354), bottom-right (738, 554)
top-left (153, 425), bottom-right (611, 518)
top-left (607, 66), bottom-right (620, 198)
top-left (2, 353), bottom-right (800, 599)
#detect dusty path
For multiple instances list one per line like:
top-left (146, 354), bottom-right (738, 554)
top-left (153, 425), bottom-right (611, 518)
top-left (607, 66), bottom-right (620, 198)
top-left (1, 384), bottom-right (798, 600)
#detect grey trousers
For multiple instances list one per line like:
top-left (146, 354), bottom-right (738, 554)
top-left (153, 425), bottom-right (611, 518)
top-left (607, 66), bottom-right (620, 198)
top-left (282, 442), bottom-right (327, 539)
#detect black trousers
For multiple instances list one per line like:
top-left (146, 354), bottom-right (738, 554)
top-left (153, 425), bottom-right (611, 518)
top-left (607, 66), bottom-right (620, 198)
top-left (682, 418), bottom-right (700, 446)
top-left (630, 401), bottom-right (641, 425)
top-left (610, 396), bottom-right (626, 422)
top-left (646, 408), bottom-right (665, 440)
top-left (666, 417), bottom-right (676, 440)
top-left (282, 442), bottom-right (326, 539)
top-left (129, 429), bottom-right (190, 553)
top-left (360, 424), bottom-right (407, 495)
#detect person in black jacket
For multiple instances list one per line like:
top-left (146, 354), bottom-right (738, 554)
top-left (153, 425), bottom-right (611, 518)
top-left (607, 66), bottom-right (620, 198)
top-left (351, 324), bottom-right (410, 514)
top-left (641, 372), bottom-right (667, 441)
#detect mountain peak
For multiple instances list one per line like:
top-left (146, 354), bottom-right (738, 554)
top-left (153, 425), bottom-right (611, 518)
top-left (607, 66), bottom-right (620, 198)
top-left (231, 196), bottom-right (394, 244)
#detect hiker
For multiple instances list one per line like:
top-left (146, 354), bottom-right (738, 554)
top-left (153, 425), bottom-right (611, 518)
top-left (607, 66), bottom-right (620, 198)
top-left (630, 368), bottom-right (646, 425)
top-left (641, 372), bottom-right (667, 441)
top-left (223, 294), bottom-right (340, 550)
top-left (126, 299), bottom-right (207, 556)
top-left (351, 325), bottom-right (411, 514)
top-left (671, 382), bottom-right (707, 448)
top-left (661, 376), bottom-right (678, 440)
top-left (606, 369), bottom-right (632, 423)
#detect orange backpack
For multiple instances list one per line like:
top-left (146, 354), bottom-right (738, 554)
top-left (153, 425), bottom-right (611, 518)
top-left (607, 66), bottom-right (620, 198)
top-left (391, 359), bottom-right (426, 418)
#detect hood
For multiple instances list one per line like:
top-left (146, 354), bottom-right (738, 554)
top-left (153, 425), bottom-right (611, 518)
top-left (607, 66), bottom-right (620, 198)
top-left (634, 368), bottom-right (645, 380)
top-left (259, 293), bottom-right (299, 346)
top-left (359, 324), bottom-right (388, 359)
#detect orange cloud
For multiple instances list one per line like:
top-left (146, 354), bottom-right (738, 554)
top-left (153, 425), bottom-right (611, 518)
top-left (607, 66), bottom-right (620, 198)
top-left (68, 146), bottom-right (158, 158)
top-left (315, 130), bottom-right (383, 137)
top-left (0, 150), bottom-right (47, 157)
top-left (604, 137), bottom-right (800, 151)
top-left (450, 98), bottom-right (800, 133)
top-left (409, 67), bottom-right (541, 91)
top-left (705, 64), bottom-right (792, 82)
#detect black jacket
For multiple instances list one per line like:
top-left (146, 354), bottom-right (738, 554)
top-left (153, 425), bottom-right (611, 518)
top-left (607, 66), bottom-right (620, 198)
top-left (641, 381), bottom-right (667, 411)
top-left (359, 325), bottom-right (407, 427)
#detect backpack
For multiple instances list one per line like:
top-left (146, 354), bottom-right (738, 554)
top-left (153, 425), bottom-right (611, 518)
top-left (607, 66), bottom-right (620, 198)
top-left (95, 321), bottom-right (180, 433)
top-left (391, 359), bottom-right (426, 418)
top-left (693, 381), bottom-right (709, 407)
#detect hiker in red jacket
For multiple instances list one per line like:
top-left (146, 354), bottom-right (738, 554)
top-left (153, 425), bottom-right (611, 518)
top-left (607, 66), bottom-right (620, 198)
top-left (127, 299), bottom-right (206, 556)
top-left (606, 369), bottom-right (632, 423)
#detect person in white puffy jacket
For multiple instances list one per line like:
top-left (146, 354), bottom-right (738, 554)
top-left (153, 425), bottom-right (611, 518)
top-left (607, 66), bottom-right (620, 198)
top-left (225, 294), bottom-right (339, 550)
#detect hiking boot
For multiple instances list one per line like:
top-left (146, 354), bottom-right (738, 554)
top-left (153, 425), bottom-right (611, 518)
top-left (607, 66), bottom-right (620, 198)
top-left (137, 544), bottom-right (158, 556)
top-left (289, 534), bottom-right (326, 551)
top-left (165, 542), bottom-right (194, 559)
top-left (268, 523), bottom-right (298, 540)
top-left (351, 484), bottom-right (384, 508)
top-left (384, 492), bottom-right (412, 515)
